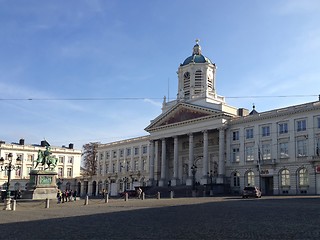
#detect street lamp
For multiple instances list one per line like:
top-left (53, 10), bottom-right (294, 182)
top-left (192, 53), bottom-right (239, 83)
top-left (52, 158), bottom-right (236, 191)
top-left (123, 177), bottom-right (128, 191)
top-left (208, 170), bottom-right (213, 196)
top-left (191, 164), bottom-right (197, 191)
top-left (0, 153), bottom-right (21, 210)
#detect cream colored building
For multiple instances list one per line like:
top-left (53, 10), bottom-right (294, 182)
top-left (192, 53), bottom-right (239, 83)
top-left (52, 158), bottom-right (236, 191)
top-left (88, 41), bottom-right (320, 197)
top-left (0, 139), bottom-right (82, 195)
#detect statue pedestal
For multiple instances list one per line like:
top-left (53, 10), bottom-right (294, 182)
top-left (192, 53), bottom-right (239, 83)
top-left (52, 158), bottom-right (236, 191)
top-left (24, 170), bottom-right (58, 200)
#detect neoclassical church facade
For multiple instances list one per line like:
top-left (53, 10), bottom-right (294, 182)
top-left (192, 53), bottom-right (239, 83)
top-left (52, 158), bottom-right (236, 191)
top-left (86, 41), bottom-right (320, 197)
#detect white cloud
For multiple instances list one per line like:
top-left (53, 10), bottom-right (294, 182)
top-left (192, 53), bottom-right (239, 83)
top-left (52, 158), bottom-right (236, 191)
top-left (143, 98), bottom-right (162, 108)
top-left (275, 0), bottom-right (320, 15)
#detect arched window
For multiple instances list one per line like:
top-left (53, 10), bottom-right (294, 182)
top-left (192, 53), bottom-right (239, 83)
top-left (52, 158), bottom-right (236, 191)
top-left (232, 172), bottom-right (240, 187)
top-left (298, 168), bottom-right (308, 186)
top-left (194, 70), bottom-right (203, 94)
top-left (246, 171), bottom-right (255, 186)
top-left (280, 169), bottom-right (290, 187)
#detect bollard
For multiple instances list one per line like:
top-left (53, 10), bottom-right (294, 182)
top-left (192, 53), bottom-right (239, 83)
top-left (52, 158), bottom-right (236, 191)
top-left (170, 190), bottom-right (174, 199)
top-left (210, 190), bottom-right (213, 196)
top-left (157, 192), bottom-right (160, 199)
top-left (105, 193), bottom-right (109, 203)
top-left (84, 195), bottom-right (89, 205)
top-left (3, 198), bottom-right (12, 211)
top-left (45, 198), bottom-right (50, 209)
top-left (125, 192), bottom-right (128, 201)
top-left (12, 199), bottom-right (16, 211)
top-left (142, 192), bottom-right (145, 200)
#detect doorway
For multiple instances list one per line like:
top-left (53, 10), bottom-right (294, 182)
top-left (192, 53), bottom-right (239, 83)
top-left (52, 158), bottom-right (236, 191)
top-left (262, 177), bottom-right (273, 195)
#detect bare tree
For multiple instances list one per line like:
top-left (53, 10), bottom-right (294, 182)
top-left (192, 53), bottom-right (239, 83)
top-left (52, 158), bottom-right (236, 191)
top-left (82, 142), bottom-right (99, 177)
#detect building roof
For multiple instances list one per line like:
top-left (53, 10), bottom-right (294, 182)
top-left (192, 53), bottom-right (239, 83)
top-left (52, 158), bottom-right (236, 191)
top-left (181, 40), bottom-right (213, 66)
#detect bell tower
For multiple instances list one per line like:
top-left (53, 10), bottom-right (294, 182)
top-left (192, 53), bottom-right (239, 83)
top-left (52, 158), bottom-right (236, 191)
top-left (177, 40), bottom-right (222, 105)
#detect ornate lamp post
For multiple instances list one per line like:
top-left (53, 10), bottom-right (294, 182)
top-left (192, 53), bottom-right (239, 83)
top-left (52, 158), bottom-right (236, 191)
top-left (191, 164), bottom-right (197, 191)
top-left (0, 153), bottom-right (21, 210)
top-left (208, 170), bottom-right (213, 196)
top-left (123, 177), bottom-right (128, 191)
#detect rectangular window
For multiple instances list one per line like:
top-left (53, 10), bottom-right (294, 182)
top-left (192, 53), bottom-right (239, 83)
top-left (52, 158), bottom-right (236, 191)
top-left (120, 149), bottom-right (124, 158)
top-left (142, 146), bottom-right (148, 154)
top-left (126, 148), bottom-right (131, 156)
top-left (297, 119), bottom-right (307, 132)
top-left (279, 142), bottom-right (289, 158)
top-left (68, 157), bottom-right (73, 164)
top-left (105, 164), bottom-right (109, 173)
top-left (134, 147), bottom-right (139, 155)
top-left (15, 168), bottom-right (21, 177)
top-left (143, 159), bottom-right (147, 171)
top-left (262, 126), bottom-right (270, 137)
top-left (100, 153), bottom-right (104, 160)
top-left (246, 129), bottom-right (254, 139)
top-left (134, 160), bottom-right (139, 170)
top-left (232, 148), bottom-right (240, 162)
top-left (126, 161), bottom-right (130, 171)
top-left (112, 151), bottom-right (117, 158)
top-left (58, 156), bottom-right (64, 164)
top-left (279, 123), bottom-right (288, 134)
top-left (99, 165), bottom-right (102, 175)
top-left (232, 131), bottom-right (239, 141)
top-left (106, 152), bottom-right (110, 159)
top-left (112, 163), bottom-right (116, 173)
top-left (262, 144), bottom-right (271, 160)
top-left (27, 154), bottom-right (34, 162)
top-left (245, 146), bottom-right (254, 161)
top-left (297, 139), bottom-right (307, 157)
top-left (58, 167), bottom-right (63, 177)
top-left (67, 168), bottom-right (72, 177)
top-left (318, 117), bottom-right (320, 129)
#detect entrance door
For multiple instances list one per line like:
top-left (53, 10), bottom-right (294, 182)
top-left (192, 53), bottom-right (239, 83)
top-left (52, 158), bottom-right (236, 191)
top-left (262, 177), bottom-right (273, 195)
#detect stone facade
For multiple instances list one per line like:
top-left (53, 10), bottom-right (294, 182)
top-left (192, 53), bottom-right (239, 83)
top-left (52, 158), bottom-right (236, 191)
top-left (88, 41), bottom-right (320, 196)
top-left (0, 139), bottom-right (82, 195)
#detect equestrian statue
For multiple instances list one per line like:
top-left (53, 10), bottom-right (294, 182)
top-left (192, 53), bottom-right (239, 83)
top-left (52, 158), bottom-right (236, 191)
top-left (34, 145), bottom-right (58, 170)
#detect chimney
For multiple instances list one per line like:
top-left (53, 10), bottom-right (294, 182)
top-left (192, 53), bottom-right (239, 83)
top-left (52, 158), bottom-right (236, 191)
top-left (19, 138), bottom-right (25, 145)
top-left (69, 143), bottom-right (74, 149)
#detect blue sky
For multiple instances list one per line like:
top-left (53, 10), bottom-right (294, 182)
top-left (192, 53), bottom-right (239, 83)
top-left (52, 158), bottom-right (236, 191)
top-left (1, 0), bottom-right (320, 149)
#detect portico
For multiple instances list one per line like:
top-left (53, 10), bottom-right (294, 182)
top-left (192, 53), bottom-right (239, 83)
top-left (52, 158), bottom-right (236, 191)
top-left (145, 103), bottom-right (231, 187)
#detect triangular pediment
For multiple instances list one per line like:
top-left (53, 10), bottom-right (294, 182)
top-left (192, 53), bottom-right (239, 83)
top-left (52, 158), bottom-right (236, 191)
top-left (145, 103), bottom-right (222, 132)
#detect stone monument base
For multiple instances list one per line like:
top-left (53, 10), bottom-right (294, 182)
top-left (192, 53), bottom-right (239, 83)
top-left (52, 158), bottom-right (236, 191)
top-left (24, 170), bottom-right (58, 200)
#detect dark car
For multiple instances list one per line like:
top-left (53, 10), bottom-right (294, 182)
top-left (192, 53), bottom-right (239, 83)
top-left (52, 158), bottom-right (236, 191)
top-left (119, 190), bottom-right (137, 198)
top-left (242, 186), bottom-right (261, 198)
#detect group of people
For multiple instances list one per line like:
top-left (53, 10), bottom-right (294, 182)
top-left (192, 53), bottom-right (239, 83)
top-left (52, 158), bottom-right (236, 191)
top-left (57, 189), bottom-right (77, 203)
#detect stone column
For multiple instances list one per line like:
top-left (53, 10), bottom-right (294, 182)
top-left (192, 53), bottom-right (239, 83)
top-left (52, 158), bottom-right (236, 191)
top-left (154, 140), bottom-right (159, 184)
top-left (159, 138), bottom-right (166, 187)
top-left (148, 141), bottom-right (155, 186)
top-left (186, 133), bottom-right (194, 186)
top-left (217, 127), bottom-right (225, 184)
top-left (171, 136), bottom-right (179, 186)
top-left (102, 155), bottom-right (106, 177)
top-left (130, 147), bottom-right (134, 172)
top-left (108, 150), bottom-right (112, 174)
top-left (202, 130), bottom-right (209, 184)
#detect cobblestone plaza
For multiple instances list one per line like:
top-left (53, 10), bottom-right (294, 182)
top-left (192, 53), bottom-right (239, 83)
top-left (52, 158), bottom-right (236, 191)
top-left (0, 196), bottom-right (320, 239)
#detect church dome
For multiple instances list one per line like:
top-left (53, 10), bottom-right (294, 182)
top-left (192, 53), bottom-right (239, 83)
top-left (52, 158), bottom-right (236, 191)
top-left (181, 40), bottom-right (213, 66)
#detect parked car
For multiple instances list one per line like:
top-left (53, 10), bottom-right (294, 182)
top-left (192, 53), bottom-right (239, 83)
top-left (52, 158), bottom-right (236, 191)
top-left (119, 190), bottom-right (137, 198)
top-left (242, 186), bottom-right (262, 198)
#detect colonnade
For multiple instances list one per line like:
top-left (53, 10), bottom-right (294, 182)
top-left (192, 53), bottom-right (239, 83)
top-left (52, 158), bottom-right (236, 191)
top-left (148, 128), bottom-right (225, 187)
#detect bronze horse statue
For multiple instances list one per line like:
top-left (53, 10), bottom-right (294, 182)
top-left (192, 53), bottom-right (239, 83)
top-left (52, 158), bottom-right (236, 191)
top-left (34, 146), bottom-right (58, 170)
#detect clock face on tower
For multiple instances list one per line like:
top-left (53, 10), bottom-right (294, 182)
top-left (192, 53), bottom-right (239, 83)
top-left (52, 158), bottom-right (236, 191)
top-left (184, 72), bottom-right (190, 79)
